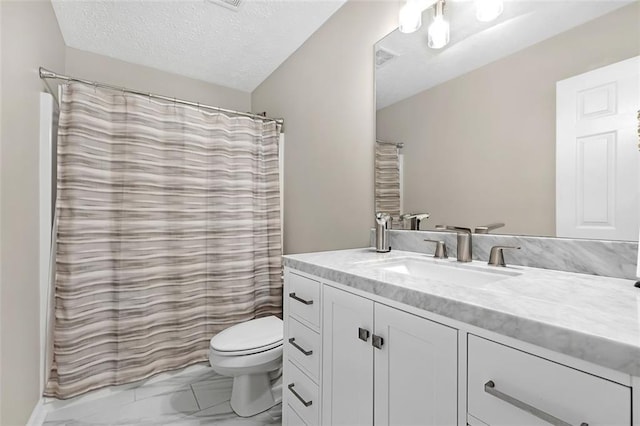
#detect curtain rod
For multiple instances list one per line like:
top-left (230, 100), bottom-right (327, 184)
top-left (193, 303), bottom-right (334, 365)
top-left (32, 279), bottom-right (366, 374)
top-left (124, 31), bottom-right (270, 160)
top-left (376, 139), bottom-right (404, 149)
top-left (39, 67), bottom-right (284, 128)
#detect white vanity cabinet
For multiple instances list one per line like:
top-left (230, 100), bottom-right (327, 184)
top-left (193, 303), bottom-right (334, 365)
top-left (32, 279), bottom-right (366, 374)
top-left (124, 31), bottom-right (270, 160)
top-left (283, 265), bottom-right (635, 426)
top-left (283, 268), bottom-right (458, 426)
top-left (321, 284), bottom-right (458, 426)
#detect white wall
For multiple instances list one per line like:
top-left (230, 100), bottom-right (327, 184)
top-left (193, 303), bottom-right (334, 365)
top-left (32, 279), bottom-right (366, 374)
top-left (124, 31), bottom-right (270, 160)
top-left (252, 0), bottom-right (400, 254)
top-left (65, 47), bottom-right (251, 112)
top-left (0, 1), bottom-right (66, 424)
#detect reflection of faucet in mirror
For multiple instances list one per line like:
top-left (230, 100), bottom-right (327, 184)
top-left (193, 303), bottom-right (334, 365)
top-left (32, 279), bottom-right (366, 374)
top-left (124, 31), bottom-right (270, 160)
top-left (475, 223), bottom-right (505, 234)
top-left (400, 213), bottom-right (430, 230)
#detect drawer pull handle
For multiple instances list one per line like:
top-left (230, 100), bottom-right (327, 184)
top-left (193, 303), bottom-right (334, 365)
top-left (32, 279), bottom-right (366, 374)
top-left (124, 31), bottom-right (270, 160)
top-left (289, 292), bottom-right (313, 305)
top-left (484, 381), bottom-right (588, 426)
top-left (288, 383), bottom-right (313, 407)
top-left (288, 338), bottom-right (313, 356)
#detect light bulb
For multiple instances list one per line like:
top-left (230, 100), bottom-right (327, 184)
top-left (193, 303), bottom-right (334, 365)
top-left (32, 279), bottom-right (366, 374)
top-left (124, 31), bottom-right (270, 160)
top-left (428, 16), bottom-right (449, 49)
top-left (399, 1), bottom-right (422, 34)
top-left (428, 1), bottom-right (449, 49)
top-left (475, 0), bottom-right (503, 22)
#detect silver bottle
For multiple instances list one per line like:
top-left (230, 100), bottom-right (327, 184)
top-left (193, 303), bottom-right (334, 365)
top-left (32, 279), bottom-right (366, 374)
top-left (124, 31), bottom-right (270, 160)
top-left (375, 213), bottom-right (392, 253)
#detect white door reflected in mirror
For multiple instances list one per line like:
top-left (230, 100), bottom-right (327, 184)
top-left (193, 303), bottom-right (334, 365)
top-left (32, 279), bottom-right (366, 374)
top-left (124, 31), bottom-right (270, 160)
top-left (556, 56), bottom-right (639, 241)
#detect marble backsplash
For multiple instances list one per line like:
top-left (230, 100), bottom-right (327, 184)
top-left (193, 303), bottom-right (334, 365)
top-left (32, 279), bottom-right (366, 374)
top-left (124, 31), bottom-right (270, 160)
top-left (370, 229), bottom-right (639, 280)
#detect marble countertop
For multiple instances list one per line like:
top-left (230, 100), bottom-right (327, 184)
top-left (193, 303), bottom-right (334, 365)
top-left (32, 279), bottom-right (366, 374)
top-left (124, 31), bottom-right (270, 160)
top-left (283, 248), bottom-right (640, 377)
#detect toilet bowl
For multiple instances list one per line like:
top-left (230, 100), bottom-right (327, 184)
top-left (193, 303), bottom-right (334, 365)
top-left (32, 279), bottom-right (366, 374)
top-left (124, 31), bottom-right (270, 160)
top-left (209, 315), bottom-right (283, 417)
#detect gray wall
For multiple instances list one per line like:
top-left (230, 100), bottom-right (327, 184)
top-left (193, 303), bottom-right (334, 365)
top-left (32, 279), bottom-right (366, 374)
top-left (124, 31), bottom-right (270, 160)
top-left (65, 47), bottom-right (251, 112)
top-left (252, 0), bottom-right (399, 255)
top-left (377, 3), bottom-right (640, 237)
top-left (0, 1), bottom-right (66, 424)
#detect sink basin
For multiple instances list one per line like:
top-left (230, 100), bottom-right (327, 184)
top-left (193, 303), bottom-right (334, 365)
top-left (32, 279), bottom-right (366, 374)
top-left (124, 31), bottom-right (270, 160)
top-left (365, 257), bottom-right (520, 286)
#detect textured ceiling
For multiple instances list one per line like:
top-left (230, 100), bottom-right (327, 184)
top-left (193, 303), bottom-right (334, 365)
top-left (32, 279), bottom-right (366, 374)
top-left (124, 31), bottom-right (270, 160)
top-left (376, 1), bottom-right (634, 109)
top-left (52, 0), bottom-right (347, 93)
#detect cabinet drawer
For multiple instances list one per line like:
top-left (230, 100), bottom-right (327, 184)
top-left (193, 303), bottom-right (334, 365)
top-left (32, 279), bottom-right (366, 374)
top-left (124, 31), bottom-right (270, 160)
top-left (287, 272), bottom-right (320, 329)
top-left (287, 318), bottom-right (320, 381)
top-left (286, 361), bottom-right (319, 426)
top-left (285, 403), bottom-right (308, 426)
top-left (468, 335), bottom-right (631, 426)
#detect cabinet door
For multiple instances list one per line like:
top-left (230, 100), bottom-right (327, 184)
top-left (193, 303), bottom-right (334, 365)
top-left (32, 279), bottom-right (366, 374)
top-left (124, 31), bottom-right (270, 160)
top-left (322, 285), bottom-right (374, 426)
top-left (374, 303), bottom-right (458, 426)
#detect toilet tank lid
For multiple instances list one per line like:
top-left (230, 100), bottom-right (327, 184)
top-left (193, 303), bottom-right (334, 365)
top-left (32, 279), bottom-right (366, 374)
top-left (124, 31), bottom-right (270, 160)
top-left (210, 316), bottom-right (283, 353)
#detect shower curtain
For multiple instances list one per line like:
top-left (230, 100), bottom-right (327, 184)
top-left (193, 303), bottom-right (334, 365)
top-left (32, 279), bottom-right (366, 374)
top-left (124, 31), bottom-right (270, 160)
top-left (375, 143), bottom-right (401, 219)
top-left (45, 83), bottom-right (283, 399)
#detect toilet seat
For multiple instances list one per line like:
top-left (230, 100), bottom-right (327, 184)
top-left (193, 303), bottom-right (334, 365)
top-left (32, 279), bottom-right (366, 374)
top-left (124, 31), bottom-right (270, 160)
top-left (210, 315), bottom-right (283, 356)
top-left (208, 315), bottom-right (284, 417)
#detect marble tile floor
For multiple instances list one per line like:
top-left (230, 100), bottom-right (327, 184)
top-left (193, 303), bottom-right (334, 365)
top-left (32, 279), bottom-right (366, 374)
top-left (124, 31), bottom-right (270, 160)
top-left (42, 363), bottom-right (282, 426)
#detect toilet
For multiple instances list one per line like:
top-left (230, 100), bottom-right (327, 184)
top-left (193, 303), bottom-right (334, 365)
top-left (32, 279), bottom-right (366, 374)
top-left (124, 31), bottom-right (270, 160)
top-left (209, 315), bottom-right (283, 417)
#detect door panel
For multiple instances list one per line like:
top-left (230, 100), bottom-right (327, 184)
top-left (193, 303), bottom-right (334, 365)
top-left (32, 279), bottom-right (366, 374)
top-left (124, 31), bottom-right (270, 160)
top-left (322, 286), bottom-right (374, 426)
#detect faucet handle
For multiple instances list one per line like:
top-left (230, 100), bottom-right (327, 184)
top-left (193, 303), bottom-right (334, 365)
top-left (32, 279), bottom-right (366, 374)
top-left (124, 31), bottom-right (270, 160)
top-left (488, 245), bottom-right (521, 267)
top-left (424, 239), bottom-right (448, 259)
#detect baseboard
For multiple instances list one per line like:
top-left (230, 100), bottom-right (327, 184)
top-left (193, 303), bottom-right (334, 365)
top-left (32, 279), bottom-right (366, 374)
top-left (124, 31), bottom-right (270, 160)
top-left (26, 398), bottom-right (46, 426)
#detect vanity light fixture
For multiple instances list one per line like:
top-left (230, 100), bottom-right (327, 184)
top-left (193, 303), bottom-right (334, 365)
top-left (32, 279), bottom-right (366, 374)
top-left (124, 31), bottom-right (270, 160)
top-left (399, 0), bottom-right (423, 34)
top-left (428, 0), bottom-right (450, 49)
top-left (475, 0), bottom-right (504, 22)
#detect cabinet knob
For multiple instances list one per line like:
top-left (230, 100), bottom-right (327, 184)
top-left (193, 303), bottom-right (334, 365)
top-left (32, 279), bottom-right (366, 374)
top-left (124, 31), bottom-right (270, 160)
top-left (358, 327), bottom-right (370, 342)
top-left (372, 334), bottom-right (384, 349)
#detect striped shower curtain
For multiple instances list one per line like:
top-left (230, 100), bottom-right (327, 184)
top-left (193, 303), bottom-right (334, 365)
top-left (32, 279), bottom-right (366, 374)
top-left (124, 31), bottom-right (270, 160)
top-left (375, 143), bottom-right (401, 219)
top-left (45, 83), bottom-right (283, 399)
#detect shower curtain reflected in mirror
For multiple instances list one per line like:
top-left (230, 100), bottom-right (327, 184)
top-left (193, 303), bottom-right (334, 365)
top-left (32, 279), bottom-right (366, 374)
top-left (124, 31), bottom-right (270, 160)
top-left (45, 83), bottom-right (283, 399)
top-left (375, 142), bottom-right (402, 223)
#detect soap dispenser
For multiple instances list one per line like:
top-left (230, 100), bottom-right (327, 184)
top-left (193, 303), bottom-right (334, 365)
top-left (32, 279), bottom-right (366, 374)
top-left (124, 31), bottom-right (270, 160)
top-left (375, 213), bottom-right (392, 253)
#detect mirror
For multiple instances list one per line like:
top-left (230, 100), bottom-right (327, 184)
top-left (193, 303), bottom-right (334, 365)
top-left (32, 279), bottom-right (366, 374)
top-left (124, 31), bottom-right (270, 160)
top-left (375, 0), bottom-right (639, 240)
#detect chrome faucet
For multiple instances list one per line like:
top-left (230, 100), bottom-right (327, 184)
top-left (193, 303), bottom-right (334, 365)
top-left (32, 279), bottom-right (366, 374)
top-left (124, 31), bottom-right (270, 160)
top-left (475, 222), bottom-right (505, 234)
top-left (400, 213), bottom-right (430, 230)
top-left (440, 226), bottom-right (473, 262)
